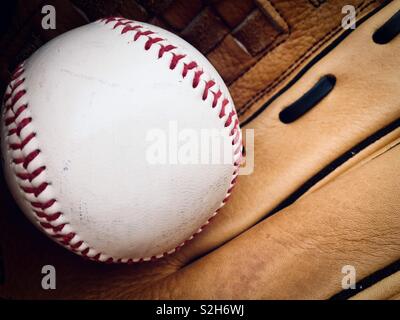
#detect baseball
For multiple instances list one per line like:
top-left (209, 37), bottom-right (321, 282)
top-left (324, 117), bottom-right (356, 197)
top-left (1, 18), bottom-right (242, 263)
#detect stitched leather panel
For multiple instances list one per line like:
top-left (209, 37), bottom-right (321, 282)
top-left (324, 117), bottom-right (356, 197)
top-left (0, 0), bottom-right (384, 122)
top-left (0, 0), bottom-right (398, 299)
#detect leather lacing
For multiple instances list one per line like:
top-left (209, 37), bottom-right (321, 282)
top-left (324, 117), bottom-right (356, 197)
top-left (373, 9), bottom-right (400, 44)
top-left (279, 10), bottom-right (399, 124)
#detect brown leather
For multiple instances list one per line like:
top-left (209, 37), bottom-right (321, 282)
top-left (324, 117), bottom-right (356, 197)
top-left (0, 0), bottom-right (399, 299)
top-left (227, 0), bottom-right (385, 121)
top-left (351, 271), bottom-right (400, 300)
top-left (0, 0), bottom-right (385, 115)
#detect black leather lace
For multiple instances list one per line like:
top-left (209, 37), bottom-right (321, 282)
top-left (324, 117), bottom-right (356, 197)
top-left (373, 9), bottom-right (400, 44)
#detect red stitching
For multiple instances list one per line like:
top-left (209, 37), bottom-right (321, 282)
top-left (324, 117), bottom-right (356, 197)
top-left (16, 117), bottom-right (32, 135)
top-left (34, 211), bottom-right (61, 221)
top-left (93, 253), bottom-right (101, 261)
top-left (10, 78), bottom-right (25, 93)
top-left (224, 110), bottom-right (235, 128)
top-left (11, 68), bottom-right (24, 81)
top-left (58, 232), bottom-right (76, 244)
top-left (170, 53), bottom-right (186, 70)
top-left (13, 158), bottom-right (24, 165)
top-left (232, 124), bottom-right (240, 143)
top-left (16, 166), bottom-right (46, 181)
top-left (102, 17), bottom-right (113, 24)
top-left (182, 61), bottom-right (197, 78)
top-left (21, 182), bottom-right (48, 197)
top-left (4, 76), bottom-right (25, 108)
top-left (10, 132), bottom-right (35, 150)
top-left (8, 90), bottom-right (26, 110)
top-left (3, 93), bottom-right (11, 104)
top-left (121, 25), bottom-right (142, 34)
top-left (192, 70), bottom-right (203, 88)
top-left (2, 71), bottom-right (90, 254)
top-left (71, 241), bottom-right (83, 249)
top-left (112, 20), bottom-right (132, 29)
top-left (31, 198), bottom-right (56, 210)
top-left (219, 99), bottom-right (229, 118)
top-left (202, 80), bottom-right (216, 101)
top-left (212, 90), bottom-right (222, 108)
top-left (145, 37), bottom-right (163, 50)
top-left (105, 257), bottom-right (114, 264)
top-left (23, 149), bottom-right (40, 169)
top-left (14, 104), bottom-right (28, 119)
top-left (2, 18), bottom-right (243, 263)
top-left (7, 128), bottom-right (17, 136)
top-left (5, 117), bottom-right (15, 126)
top-left (17, 166), bottom-right (46, 182)
top-left (40, 222), bottom-right (66, 233)
top-left (158, 44), bottom-right (176, 58)
top-left (134, 30), bottom-right (154, 41)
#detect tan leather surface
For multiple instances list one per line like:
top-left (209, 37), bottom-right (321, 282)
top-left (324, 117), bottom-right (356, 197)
top-left (1, 131), bottom-right (399, 299)
top-left (185, 0), bottom-right (400, 260)
top-left (351, 271), bottom-right (400, 300)
top-left (392, 293), bottom-right (400, 300)
top-left (0, 0), bottom-right (384, 118)
top-left (152, 140), bottom-right (400, 299)
top-left (0, 0), bottom-right (399, 299)
top-left (228, 0), bottom-right (384, 120)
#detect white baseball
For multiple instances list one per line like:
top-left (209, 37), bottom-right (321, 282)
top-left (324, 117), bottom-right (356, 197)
top-left (1, 18), bottom-right (242, 263)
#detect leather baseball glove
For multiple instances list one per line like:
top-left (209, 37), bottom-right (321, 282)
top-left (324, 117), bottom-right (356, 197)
top-left (0, 0), bottom-right (399, 299)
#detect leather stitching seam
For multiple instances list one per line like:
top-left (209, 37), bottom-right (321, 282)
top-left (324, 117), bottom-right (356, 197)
top-left (237, 0), bottom-right (377, 117)
top-left (2, 18), bottom-right (243, 263)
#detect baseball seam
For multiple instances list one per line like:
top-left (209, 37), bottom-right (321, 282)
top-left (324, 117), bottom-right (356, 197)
top-left (2, 17), bottom-right (243, 263)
